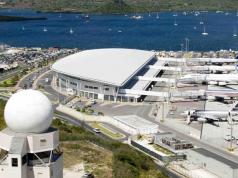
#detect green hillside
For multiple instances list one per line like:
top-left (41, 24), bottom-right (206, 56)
top-left (3, 0), bottom-right (238, 13)
top-left (0, 100), bottom-right (6, 130)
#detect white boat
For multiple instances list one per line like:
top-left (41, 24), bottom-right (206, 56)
top-left (202, 27), bottom-right (208, 36)
top-left (199, 21), bottom-right (204, 25)
top-left (69, 28), bottom-right (74, 34)
top-left (131, 15), bottom-right (143, 20)
top-left (233, 27), bottom-right (237, 37)
top-left (173, 13), bottom-right (178, 17)
top-left (194, 11), bottom-right (200, 16)
top-left (148, 12), bottom-right (151, 17)
top-left (174, 19), bottom-right (178, 26)
top-left (156, 12), bottom-right (160, 19)
top-left (193, 26), bottom-right (197, 30)
top-left (43, 27), bottom-right (48, 32)
top-left (118, 30), bottom-right (122, 33)
top-left (22, 26), bottom-right (25, 31)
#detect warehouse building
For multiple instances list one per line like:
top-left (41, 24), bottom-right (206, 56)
top-left (51, 48), bottom-right (165, 102)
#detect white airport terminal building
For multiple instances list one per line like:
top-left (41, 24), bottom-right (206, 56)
top-left (51, 48), bottom-right (166, 102)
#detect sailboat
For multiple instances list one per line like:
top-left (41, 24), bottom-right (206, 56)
top-left (148, 11), bottom-right (151, 17)
top-left (199, 21), bottom-right (204, 25)
top-left (202, 26), bottom-right (208, 36)
top-left (174, 19), bottom-right (178, 26)
top-left (233, 27), bottom-right (237, 37)
top-left (156, 12), bottom-right (159, 19)
top-left (173, 13), bottom-right (178, 17)
top-left (43, 27), bottom-right (48, 32)
top-left (22, 26), bottom-right (25, 31)
top-left (69, 28), bottom-right (74, 34)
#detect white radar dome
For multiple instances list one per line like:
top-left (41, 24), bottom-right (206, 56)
top-left (4, 89), bottom-right (53, 133)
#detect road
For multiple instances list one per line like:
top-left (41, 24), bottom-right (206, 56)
top-left (54, 111), bottom-right (128, 142)
top-left (0, 65), bottom-right (28, 82)
top-left (159, 123), bottom-right (238, 163)
top-left (18, 66), bottom-right (50, 89)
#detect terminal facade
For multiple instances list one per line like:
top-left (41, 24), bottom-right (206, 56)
top-left (52, 48), bottom-right (165, 102)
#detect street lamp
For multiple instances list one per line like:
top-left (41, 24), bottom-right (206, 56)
top-left (185, 38), bottom-right (190, 53)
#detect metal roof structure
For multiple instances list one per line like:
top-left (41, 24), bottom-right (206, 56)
top-left (52, 48), bottom-right (155, 86)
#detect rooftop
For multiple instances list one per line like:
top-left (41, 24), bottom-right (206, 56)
top-left (51, 48), bottom-right (155, 86)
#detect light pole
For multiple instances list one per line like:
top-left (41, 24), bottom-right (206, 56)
top-left (185, 38), bottom-right (190, 53)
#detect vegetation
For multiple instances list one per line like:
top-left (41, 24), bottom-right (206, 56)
top-left (3, 0), bottom-right (238, 13)
top-left (0, 75), bottom-right (19, 87)
top-left (0, 100), bottom-right (6, 130)
top-left (153, 144), bottom-right (175, 156)
top-left (53, 119), bottom-right (168, 178)
top-left (90, 122), bottom-right (125, 139)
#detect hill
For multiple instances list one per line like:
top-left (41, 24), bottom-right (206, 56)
top-left (2, 0), bottom-right (238, 13)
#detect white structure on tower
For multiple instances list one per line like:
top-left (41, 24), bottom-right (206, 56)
top-left (0, 89), bottom-right (63, 178)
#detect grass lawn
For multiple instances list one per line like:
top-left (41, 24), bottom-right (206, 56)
top-left (153, 144), bottom-right (175, 156)
top-left (90, 122), bottom-right (125, 140)
top-left (0, 75), bottom-right (19, 87)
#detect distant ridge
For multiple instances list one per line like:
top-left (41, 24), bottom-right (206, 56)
top-left (1, 0), bottom-right (238, 13)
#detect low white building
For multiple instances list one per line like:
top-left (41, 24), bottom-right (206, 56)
top-left (112, 115), bottom-right (158, 135)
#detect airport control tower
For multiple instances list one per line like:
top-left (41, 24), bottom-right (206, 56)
top-left (0, 89), bottom-right (63, 178)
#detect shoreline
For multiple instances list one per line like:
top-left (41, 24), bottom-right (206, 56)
top-left (1, 6), bottom-right (238, 15)
top-left (0, 15), bottom-right (47, 22)
top-left (1, 46), bottom-right (237, 59)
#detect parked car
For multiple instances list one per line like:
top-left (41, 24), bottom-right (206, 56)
top-left (93, 128), bottom-right (101, 133)
top-left (224, 135), bottom-right (236, 141)
top-left (82, 172), bottom-right (94, 178)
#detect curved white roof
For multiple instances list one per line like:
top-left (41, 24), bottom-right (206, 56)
top-left (52, 48), bottom-right (155, 86)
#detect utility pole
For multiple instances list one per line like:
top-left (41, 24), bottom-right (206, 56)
top-left (185, 38), bottom-right (190, 53)
top-left (227, 113), bottom-right (238, 152)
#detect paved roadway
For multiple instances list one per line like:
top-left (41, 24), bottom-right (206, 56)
top-left (0, 65), bottom-right (28, 82)
top-left (18, 66), bottom-right (50, 89)
top-left (55, 111), bottom-right (129, 142)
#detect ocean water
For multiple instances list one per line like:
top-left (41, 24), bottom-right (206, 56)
top-left (0, 9), bottom-right (237, 51)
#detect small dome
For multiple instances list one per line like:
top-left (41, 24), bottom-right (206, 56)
top-left (4, 89), bottom-right (53, 133)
